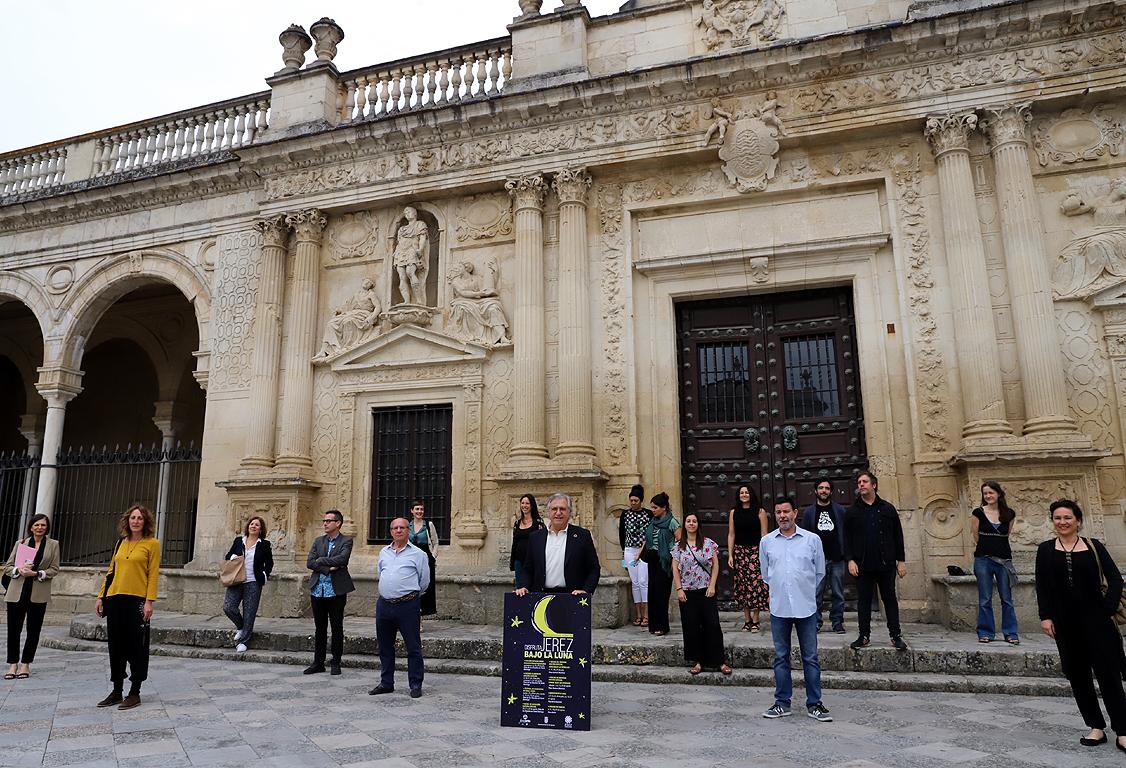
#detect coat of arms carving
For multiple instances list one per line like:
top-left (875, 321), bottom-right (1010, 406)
top-left (704, 96), bottom-right (785, 193)
top-left (696, 0), bottom-right (786, 50)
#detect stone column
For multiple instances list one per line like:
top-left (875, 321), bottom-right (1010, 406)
top-left (241, 215), bottom-right (289, 470)
top-left (275, 209), bottom-right (327, 474)
top-left (924, 111), bottom-right (1013, 442)
top-left (33, 367), bottom-right (83, 519)
top-left (982, 103), bottom-right (1077, 436)
top-left (152, 400), bottom-right (183, 542)
top-left (552, 167), bottom-right (596, 460)
top-left (17, 414), bottom-right (45, 532)
top-left (505, 174), bottom-right (549, 462)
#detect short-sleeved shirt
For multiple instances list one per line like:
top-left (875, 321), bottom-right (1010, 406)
top-left (673, 537), bottom-right (719, 591)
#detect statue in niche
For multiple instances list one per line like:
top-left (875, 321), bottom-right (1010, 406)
top-left (447, 258), bottom-right (510, 346)
top-left (1053, 178), bottom-right (1126, 298)
top-left (391, 206), bottom-right (430, 305)
top-left (314, 278), bottom-right (382, 360)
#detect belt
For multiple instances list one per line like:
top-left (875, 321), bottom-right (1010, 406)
top-left (383, 591), bottom-right (419, 604)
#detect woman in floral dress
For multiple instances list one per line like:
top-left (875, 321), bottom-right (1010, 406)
top-left (727, 484), bottom-right (770, 631)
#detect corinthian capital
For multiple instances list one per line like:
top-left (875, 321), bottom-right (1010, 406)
top-left (980, 103), bottom-right (1033, 149)
top-left (285, 208), bottom-right (328, 241)
top-left (924, 111), bottom-right (977, 157)
top-left (254, 215), bottom-right (290, 249)
top-left (506, 174), bottom-right (547, 211)
top-left (552, 167), bottom-right (592, 205)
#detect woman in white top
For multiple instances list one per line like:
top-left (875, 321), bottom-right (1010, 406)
top-left (223, 516), bottom-right (273, 652)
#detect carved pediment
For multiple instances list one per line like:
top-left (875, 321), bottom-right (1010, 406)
top-left (328, 325), bottom-right (487, 372)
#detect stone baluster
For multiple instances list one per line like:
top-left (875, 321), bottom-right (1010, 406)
top-left (376, 76), bottom-right (389, 116)
top-left (256, 100), bottom-right (270, 136)
top-left (92, 140), bottom-right (106, 174)
top-left (234, 106), bottom-right (248, 147)
top-left (437, 62), bottom-right (450, 104)
top-left (205, 113), bottom-right (218, 153)
top-left (16, 157), bottom-right (30, 192)
top-left (156, 125), bottom-right (169, 163)
top-left (501, 50), bottom-right (513, 87)
top-left (33, 152), bottom-right (48, 188)
top-left (412, 66), bottom-right (425, 109)
top-left (193, 118), bottom-right (207, 157)
top-left (241, 215), bottom-right (290, 470)
top-left (106, 137), bottom-right (121, 174)
top-left (553, 167), bottom-right (597, 460)
top-left (425, 63), bottom-right (438, 106)
top-left (506, 174), bottom-right (550, 462)
top-left (0, 160), bottom-right (12, 194)
top-left (982, 103), bottom-right (1079, 436)
top-left (55, 149), bottom-right (66, 184)
top-left (223, 109), bottom-right (236, 149)
top-left (341, 79), bottom-right (357, 122)
top-left (474, 54), bottom-right (488, 96)
top-left (275, 209), bottom-right (327, 474)
top-left (141, 128), bottom-right (155, 166)
top-left (924, 111), bottom-right (1013, 442)
top-left (33, 370), bottom-right (83, 519)
top-left (450, 57), bottom-right (464, 103)
top-left (389, 71), bottom-right (402, 114)
top-left (487, 50), bottom-right (500, 95)
top-left (122, 132), bottom-right (138, 170)
top-left (244, 109), bottom-right (257, 145)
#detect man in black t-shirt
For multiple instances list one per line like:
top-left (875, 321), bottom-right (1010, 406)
top-left (800, 479), bottom-right (847, 634)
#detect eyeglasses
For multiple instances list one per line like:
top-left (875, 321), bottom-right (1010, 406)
top-left (322, 519), bottom-right (339, 524)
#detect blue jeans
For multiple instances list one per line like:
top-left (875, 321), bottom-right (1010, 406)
top-left (770, 613), bottom-right (822, 708)
top-left (816, 560), bottom-right (846, 629)
top-left (376, 596), bottom-right (424, 690)
top-left (973, 557), bottom-right (1018, 640)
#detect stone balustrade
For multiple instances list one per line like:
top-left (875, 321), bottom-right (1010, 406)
top-left (0, 146), bottom-right (66, 196)
top-left (339, 38), bottom-right (512, 123)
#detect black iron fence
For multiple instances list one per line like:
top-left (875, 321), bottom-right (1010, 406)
top-left (53, 443), bottom-right (201, 568)
top-left (0, 452), bottom-right (39, 552)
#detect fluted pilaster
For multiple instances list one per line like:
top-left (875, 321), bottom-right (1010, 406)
top-left (241, 215), bottom-right (289, 469)
top-left (552, 167), bottom-right (596, 459)
top-left (276, 209), bottom-right (327, 472)
top-left (506, 174), bottom-right (549, 461)
top-left (924, 111), bottom-right (1013, 441)
top-left (982, 103), bottom-right (1077, 436)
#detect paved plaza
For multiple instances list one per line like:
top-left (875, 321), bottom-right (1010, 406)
top-left (0, 647), bottom-right (1120, 768)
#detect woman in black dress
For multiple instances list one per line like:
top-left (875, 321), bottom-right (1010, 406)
top-left (407, 501), bottom-right (439, 617)
top-left (1036, 498), bottom-right (1126, 752)
top-left (509, 494), bottom-right (543, 587)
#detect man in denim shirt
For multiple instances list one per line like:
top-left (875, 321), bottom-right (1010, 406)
top-left (305, 509), bottom-right (354, 675)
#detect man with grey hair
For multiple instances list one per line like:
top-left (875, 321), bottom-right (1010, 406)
top-left (515, 493), bottom-right (601, 596)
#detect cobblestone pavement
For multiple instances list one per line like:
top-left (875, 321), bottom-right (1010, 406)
top-left (2, 648), bottom-right (1119, 768)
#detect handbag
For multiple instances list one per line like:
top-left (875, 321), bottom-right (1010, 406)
top-left (1086, 537), bottom-right (1126, 625)
top-left (219, 555), bottom-right (246, 587)
top-left (100, 539), bottom-right (124, 596)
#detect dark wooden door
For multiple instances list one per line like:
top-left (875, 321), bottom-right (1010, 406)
top-left (676, 288), bottom-right (866, 604)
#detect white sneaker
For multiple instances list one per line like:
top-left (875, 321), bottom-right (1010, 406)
top-left (236, 643), bottom-right (247, 653)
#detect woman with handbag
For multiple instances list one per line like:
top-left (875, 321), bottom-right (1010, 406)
top-left (971, 481), bottom-right (1020, 644)
top-left (95, 504), bottom-right (160, 710)
top-left (1035, 498), bottom-right (1126, 753)
top-left (223, 516), bottom-right (273, 652)
top-left (4, 514), bottom-right (60, 679)
top-left (672, 512), bottom-right (731, 675)
top-left (639, 492), bottom-right (679, 637)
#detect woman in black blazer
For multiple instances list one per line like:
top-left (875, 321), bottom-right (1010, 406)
top-left (223, 516), bottom-right (273, 652)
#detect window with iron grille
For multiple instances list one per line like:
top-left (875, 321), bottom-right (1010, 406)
top-left (369, 404), bottom-right (452, 545)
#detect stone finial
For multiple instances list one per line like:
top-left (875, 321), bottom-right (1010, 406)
top-left (309, 17), bottom-right (345, 64)
top-left (517, 0), bottom-right (543, 17)
top-left (278, 24), bottom-right (312, 73)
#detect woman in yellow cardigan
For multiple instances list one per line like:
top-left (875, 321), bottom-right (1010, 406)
top-left (94, 504), bottom-right (160, 710)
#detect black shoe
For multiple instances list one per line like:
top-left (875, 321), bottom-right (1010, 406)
top-left (410, 688), bottom-right (422, 698)
top-left (891, 635), bottom-right (908, 651)
top-left (330, 662), bottom-right (341, 676)
top-left (303, 664), bottom-right (326, 675)
top-left (832, 624), bottom-right (846, 634)
top-left (118, 694), bottom-right (141, 710)
top-left (96, 691), bottom-right (123, 708)
top-left (368, 685), bottom-right (394, 695)
top-left (1080, 733), bottom-right (1108, 746)
top-left (849, 636), bottom-right (870, 650)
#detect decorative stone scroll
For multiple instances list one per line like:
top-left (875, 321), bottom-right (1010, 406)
top-left (446, 259), bottom-right (511, 346)
top-left (313, 278), bottom-right (383, 362)
top-left (704, 96), bottom-right (784, 193)
top-left (696, 0), bottom-right (786, 50)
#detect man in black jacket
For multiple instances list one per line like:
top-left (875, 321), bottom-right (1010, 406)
top-left (515, 493), bottom-right (600, 596)
top-left (842, 472), bottom-right (907, 651)
top-left (305, 509), bottom-right (354, 675)
top-left (800, 478), bottom-right (848, 634)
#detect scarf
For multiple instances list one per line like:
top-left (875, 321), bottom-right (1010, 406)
top-left (646, 513), bottom-right (678, 575)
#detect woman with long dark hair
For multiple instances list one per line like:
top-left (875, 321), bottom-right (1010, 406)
top-left (223, 515), bottom-right (273, 652)
top-left (672, 513), bottom-right (731, 675)
top-left (618, 485), bottom-right (650, 627)
top-left (407, 501), bottom-right (439, 617)
top-left (95, 503), bottom-right (160, 710)
top-left (640, 492), bottom-right (679, 636)
top-left (727, 484), bottom-right (770, 632)
top-left (510, 494), bottom-right (543, 587)
top-left (4, 513), bottom-right (60, 679)
top-left (971, 481), bottom-right (1019, 644)
top-left (1036, 499), bottom-right (1126, 752)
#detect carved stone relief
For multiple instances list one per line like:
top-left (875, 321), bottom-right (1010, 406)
top-left (704, 96), bottom-right (784, 193)
top-left (483, 355), bottom-right (514, 476)
top-left (1056, 303), bottom-right (1116, 451)
top-left (1053, 178), bottom-right (1126, 299)
top-left (1032, 105), bottom-right (1124, 166)
top-left (595, 182), bottom-right (631, 468)
top-left (44, 264), bottom-right (74, 295)
top-left (1005, 478), bottom-right (1079, 548)
top-left (445, 258), bottom-right (511, 346)
top-left (455, 195), bottom-right (513, 243)
top-left (313, 277), bottom-right (384, 362)
top-left (923, 497), bottom-right (962, 541)
top-left (389, 205), bottom-right (437, 312)
top-left (695, 0), bottom-right (786, 51)
top-left (327, 211), bottom-right (380, 260)
top-left (312, 367), bottom-right (339, 480)
top-left (210, 229), bottom-right (261, 392)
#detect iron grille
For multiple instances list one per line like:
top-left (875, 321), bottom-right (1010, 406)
top-left (697, 342), bottom-right (752, 423)
top-left (52, 443), bottom-right (201, 567)
top-left (369, 404), bottom-right (452, 545)
top-left (0, 452), bottom-right (39, 551)
top-left (783, 334), bottom-right (841, 419)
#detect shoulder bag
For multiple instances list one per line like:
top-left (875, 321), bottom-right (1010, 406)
top-left (1087, 537), bottom-right (1126, 625)
top-left (220, 554), bottom-right (246, 587)
top-left (100, 539), bottom-right (124, 596)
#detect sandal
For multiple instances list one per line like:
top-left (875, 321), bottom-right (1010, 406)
top-left (640, 618), bottom-right (649, 627)
top-left (689, 663), bottom-right (702, 675)
top-left (653, 630), bottom-right (667, 636)
top-left (2, 673), bottom-right (14, 680)
top-left (741, 622), bottom-right (753, 632)
top-left (978, 637), bottom-right (992, 644)
top-left (632, 618), bottom-right (642, 626)
top-left (15, 673), bottom-right (28, 679)
top-left (750, 622), bottom-right (760, 633)
top-left (1006, 637), bottom-right (1020, 646)
top-left (720, 664), bottom-right (733, 675)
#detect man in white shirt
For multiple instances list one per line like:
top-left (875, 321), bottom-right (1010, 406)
top-left (369, 517), bottom-right (431, 698)
top-left (514, 493), bottom-right (600, 596)
top-left (759, 498), bottom-right (831, 722)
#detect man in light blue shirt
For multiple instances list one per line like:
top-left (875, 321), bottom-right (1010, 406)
top-left (370, 517), bottom-right (431, 698)
top-left (759, 498), bottom-right (831, 722)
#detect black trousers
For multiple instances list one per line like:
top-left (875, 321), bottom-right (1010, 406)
top-left (856, 567), bottom-right (901, 639)
top-left (104, 595), bottom-right (149, 687)
top-left (6, 600), bottom-right (47, 664)
top-left (1057, 618), bottom-right (1126, 734)
top-left (648, 560), bottom-right (673, 634)
top-left (311, 594), bottom-right (347, 665)
top-left (678, 588), bottom-right (726, 666)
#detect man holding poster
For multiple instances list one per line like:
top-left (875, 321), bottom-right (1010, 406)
top-left (515, 493), bottom-right (600, 597)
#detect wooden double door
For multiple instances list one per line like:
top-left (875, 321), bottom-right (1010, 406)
top-left (676, 288), bottom-right (867, 604)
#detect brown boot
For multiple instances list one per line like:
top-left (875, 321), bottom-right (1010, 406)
top-left (96, 691), bottom-right (123, 707)
top-left (118, 693), bottom-right (141, 710)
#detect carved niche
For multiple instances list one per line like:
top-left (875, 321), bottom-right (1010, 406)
top-left (704, 95), bottom-right (785, 193)
top-left (695, 0), bottom-right (786, 51)
top-left (1053, 178), bottom-right (1126, 299)
top-left (387, 206), bottom-right (441, 326)
top-left (1032, 105), bottom-right (1124, 166)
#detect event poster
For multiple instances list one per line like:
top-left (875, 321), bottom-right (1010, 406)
top-left (501, 592), bottom-right (592, 731)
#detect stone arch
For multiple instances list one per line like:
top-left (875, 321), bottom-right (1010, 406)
top-left (53, 249), bottom-right (211, 371)
top-left (0, 270), bottom-right (52, 340)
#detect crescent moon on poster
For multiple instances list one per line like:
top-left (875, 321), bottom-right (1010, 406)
top-left (531, 595), bottom-right (574, 639)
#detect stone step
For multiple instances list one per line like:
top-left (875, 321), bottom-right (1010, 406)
top-left (66, 614), bottom-right (1063, 679)
top-left (43, 628), bottom-right (1070, 697)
